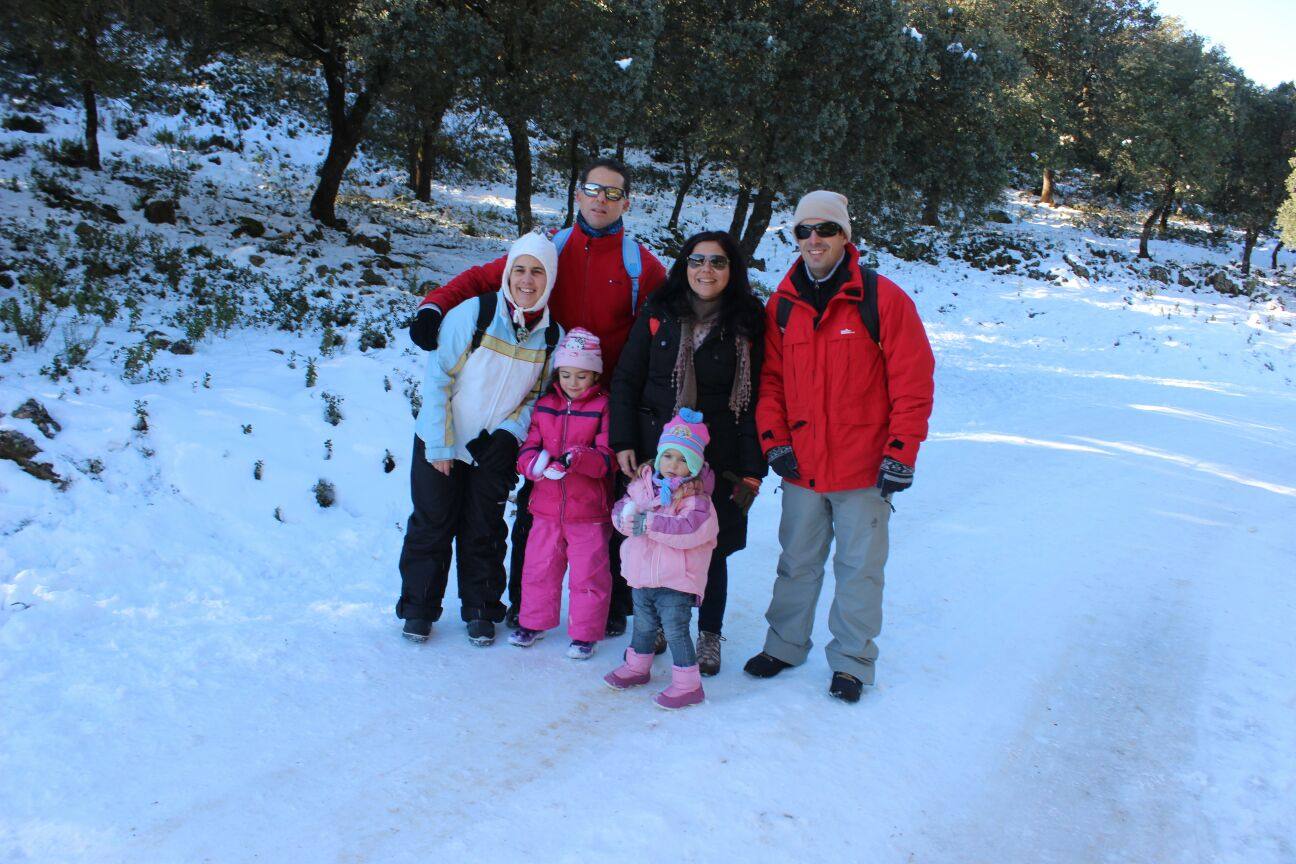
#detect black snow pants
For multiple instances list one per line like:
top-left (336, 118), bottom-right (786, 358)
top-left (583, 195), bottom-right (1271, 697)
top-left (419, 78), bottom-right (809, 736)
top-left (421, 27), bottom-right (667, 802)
top-left (397, 435), bottom-right (516, 624)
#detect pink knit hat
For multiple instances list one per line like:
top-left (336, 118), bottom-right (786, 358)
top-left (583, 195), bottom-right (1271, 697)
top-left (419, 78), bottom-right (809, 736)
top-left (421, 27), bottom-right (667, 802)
top-left (655, 408), bottom-right (710, 477)
top-left (553, 327), bottom-right (603, 374)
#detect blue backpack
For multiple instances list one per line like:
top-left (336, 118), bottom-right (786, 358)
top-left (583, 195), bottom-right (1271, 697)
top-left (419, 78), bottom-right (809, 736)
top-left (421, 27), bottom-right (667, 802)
top-left (551, 226), bottom-right (644, 313)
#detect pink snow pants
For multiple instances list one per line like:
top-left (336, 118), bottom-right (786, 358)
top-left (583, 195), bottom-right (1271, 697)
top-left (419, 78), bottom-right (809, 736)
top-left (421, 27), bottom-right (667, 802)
top-left (519, 517), bottom-right (612, 642)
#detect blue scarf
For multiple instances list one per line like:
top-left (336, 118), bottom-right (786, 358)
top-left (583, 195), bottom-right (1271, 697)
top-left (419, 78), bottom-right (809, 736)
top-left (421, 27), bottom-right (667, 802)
top-left (576, 212), bottom-right (624, 239)
top-left (653, 472), bottom-right (688, 507)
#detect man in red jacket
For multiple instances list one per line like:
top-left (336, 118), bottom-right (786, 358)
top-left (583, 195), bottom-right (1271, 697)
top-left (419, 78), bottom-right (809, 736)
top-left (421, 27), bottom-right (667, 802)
top-left (743, 190), bottom-right (934, 703)
top-left (408, 158), bottom-right (667, 635)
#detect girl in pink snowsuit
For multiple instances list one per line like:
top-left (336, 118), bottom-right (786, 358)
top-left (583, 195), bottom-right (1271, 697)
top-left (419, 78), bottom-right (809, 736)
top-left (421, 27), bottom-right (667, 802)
top-left (604, 409), bottom-right (720, 709)
top-left (511, 328), bottom-right (615, 659)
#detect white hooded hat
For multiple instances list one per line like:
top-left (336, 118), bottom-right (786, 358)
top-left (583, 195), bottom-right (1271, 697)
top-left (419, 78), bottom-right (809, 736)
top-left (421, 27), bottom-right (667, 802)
top-left (500, 231), bottom-right (559, 327)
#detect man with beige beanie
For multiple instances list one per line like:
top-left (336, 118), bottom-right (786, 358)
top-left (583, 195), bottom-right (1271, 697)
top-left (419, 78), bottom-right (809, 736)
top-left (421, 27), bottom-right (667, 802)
top-left (745, 190), bottom-right (935, 703)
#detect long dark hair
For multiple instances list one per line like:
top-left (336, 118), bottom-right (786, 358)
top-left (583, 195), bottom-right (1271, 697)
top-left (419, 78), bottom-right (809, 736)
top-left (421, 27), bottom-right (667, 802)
top-left (650, 231), bottom-right (762, 338)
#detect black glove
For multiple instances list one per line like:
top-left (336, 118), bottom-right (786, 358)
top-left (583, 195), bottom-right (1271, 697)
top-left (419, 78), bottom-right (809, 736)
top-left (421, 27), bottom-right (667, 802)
top-left (409, 306), bottom-right (443, 351)
top-left (876, 456), bottom-right (914, 496)
top-left (766, 445), bottom-right (799, 480)
top-left (466, 428), bottom-right (519, 472)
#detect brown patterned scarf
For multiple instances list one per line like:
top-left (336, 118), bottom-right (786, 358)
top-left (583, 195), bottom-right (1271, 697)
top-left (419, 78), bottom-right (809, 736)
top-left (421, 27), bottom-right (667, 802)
top-left (671, 293), bottom-right (753, 417)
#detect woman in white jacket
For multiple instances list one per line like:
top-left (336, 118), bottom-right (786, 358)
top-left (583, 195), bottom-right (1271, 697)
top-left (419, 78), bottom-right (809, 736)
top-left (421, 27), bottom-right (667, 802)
top-left (397, 233), bottom-right (563, 647)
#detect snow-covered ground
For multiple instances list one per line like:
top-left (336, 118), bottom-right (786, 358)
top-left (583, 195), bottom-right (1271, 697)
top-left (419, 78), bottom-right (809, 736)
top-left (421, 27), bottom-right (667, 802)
top-left (2, 93), bottom-right (1295, 863)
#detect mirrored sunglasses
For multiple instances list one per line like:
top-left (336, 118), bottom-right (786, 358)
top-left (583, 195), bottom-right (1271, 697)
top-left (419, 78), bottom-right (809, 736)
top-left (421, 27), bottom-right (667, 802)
top-left (579, 182), bottom-right (626, 201)
top-left (686, 254), bottom-right (729, 270)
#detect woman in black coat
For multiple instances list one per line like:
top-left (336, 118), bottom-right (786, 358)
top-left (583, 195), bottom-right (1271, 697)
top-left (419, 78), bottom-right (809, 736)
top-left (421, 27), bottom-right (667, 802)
top-left (609, 230), bottom-right (766, 676)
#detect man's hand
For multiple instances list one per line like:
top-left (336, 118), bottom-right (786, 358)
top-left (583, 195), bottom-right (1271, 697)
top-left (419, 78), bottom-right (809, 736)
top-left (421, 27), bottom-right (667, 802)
top-left (430, 459), bottom-right (453, 476)
top-left (766, 445), bottom-right (799, 481)
top-left (876, 456), bottom-right (914, 496)
top-left (409, 306), bottom-right (443, 351)
top-left (616, 449), bottom-right (638, 479)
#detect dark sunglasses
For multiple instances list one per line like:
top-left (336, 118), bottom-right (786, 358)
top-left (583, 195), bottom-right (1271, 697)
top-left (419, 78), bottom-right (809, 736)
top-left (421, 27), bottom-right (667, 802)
top-left (686, 254), bottom-right (729, 270)
top-left (579, 181), bottom-right (626, 201)
top-left (793, 221), bottom-right (843, 240)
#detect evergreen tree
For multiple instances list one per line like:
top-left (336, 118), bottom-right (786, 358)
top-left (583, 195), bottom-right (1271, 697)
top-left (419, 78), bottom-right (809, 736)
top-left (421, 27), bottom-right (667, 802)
top-left (201, 0), bottom-right (430, 226)
top-left (893, 1), bottom-right (1022, 226)
top-left (1278, 156), bottom-right (1296, 254)
top-left (712, 0), bottom-right (922, 260)
top-left (995, 0), bottom-right (1155, 205)
top-left (1213, 83), bottom-right (1296, 273)
top-left (1106, 20), bottom-right (1230, 259)
top-left (4, 0), bottom-right (151, 171)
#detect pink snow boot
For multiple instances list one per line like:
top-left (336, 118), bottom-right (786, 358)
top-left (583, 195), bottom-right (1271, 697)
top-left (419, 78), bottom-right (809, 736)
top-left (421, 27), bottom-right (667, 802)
top-left (654, 664), bottom-right (705, 710)
top-left (604, 647), bottom-right (654, 690)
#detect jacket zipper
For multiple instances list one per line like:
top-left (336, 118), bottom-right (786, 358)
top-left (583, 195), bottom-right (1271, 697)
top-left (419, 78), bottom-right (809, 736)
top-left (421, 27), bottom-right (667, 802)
top-left (558, 394), bottom-right (571, 521)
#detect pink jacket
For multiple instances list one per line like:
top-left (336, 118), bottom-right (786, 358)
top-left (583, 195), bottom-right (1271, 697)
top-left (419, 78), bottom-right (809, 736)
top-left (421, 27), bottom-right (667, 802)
top-left (611, 464), bottom-right (719, 601)
top-left (517, 384), bottom-right (614, 524)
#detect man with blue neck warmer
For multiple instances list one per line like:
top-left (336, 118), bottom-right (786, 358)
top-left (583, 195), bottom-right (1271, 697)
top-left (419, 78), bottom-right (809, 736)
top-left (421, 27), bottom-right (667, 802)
top-left (410, 157), bottom-right (668, 635)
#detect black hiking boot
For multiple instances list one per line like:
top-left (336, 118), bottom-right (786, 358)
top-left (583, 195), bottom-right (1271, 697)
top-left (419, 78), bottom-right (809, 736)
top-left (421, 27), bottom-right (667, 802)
top-left (829, 672), bottom-right (864, 704)
top-left (402, 618), bottom-right (432, 643)
top-left (743, 652), bottom-right (792, 679)
top-left (466, 619), bottom-right (495, 647)
top-left (505, 605), bottom-right (521, 629)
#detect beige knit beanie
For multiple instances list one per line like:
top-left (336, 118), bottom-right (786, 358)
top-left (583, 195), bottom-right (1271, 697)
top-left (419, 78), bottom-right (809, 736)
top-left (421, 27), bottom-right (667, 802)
top-left (792, 190), bottom-right (852, 241)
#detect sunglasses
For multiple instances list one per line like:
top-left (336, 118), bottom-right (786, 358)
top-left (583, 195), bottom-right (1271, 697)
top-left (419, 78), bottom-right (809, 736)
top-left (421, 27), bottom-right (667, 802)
top-left (793, 221), bottom-right (843, 240)
top-left (686, 254), bottom-right (729, 270)
top-left (579, 181), bottom-right (626, 201)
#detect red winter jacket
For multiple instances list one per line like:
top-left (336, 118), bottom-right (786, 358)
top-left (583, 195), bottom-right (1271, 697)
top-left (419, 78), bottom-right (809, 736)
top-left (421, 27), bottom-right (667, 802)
top-left (755, 245), bottom-right (935, 494)
top-left (419, 223), bottom-right (667, 374)
top-left (516, 383), bottom-right (614, 523)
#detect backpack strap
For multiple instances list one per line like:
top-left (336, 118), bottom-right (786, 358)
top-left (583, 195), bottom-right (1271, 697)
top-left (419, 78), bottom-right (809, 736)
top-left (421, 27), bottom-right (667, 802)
top-left (859, 268), bottom-right (881, 345)
top-left (622, 233), bottom-right (643, 312)
top-left (552, 226), bottom-right (573, 254)
top-left (775, 296), bottom-right (794, 333)
top-left (471, 292), bottom-right (497, 352)
top-left (543, 318), bottom-right (560, 363)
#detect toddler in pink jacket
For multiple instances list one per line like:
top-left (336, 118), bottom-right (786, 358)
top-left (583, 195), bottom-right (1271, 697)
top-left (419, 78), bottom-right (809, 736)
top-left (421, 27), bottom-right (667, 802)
top-left (510, 328), bottom-right (615, 659)
top-left (604, 408), bottom-right (719, 709)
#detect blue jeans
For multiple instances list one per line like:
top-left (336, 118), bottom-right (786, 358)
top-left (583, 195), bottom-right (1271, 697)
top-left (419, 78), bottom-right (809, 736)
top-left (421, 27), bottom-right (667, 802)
top-left (631, 587), bottom-right (697, 667)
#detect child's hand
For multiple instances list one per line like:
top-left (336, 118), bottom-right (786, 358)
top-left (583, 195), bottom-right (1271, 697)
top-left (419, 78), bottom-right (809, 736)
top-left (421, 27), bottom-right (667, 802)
top-left (525, 449), bottom-right (553, 480)
top-left (542, 462), bottom-right (568, 480)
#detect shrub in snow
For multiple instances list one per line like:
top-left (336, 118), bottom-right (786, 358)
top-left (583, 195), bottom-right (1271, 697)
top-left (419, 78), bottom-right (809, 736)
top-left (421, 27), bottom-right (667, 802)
top-left (253, 460), bottom-right (264, 480)
top-left (133, 400), bottom-right (149, 434)
top-left (322, 392), bottom-right (344, 426)
top-left (313, 479), bottom-right (336, 508)
top-left (305, 357), bottom-right (318, 388)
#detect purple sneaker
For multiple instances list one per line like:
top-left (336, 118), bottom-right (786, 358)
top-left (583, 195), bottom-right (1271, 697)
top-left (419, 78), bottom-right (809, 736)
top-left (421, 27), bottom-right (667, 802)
top-left (603, 647), bottom-right (654, 690)
top-left (508, 627), bottom-right (545, 648)
top-left (654, 664), bottom-right (705, 710)
top-left (567, 640), bottom-right (597, 660)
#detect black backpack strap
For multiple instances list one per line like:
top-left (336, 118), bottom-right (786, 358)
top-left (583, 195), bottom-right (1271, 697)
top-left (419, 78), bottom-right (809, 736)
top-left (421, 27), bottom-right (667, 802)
top-left (859, 268), bottom-right (880, 345)
top-left (776, 296), bottom-right (793, 332)
top-left (543, 319), bottom-right (560, 362)
top-left (471, 292), bottom-right (497, 352)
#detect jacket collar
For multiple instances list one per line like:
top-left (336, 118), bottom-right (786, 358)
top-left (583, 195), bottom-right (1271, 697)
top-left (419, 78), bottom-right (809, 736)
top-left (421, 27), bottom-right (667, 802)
top-left (775, 244), bottom-right (864, 305)
top-left (546, 380), bottom-right (606, 407)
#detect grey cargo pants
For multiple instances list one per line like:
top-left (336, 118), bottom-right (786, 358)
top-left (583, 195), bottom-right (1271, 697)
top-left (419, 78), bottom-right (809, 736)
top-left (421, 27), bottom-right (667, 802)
top-left (762, 480), bottom-right (891, 684)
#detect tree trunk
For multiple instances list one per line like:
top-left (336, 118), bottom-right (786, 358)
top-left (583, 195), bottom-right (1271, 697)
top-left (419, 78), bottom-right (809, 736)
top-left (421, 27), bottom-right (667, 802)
top-left (406, 135), bottom-right (421, 192)
top-left (1137, 178), bottom-right (1176, 260)
top-left (615, 135), bottom-right (626, 162)
top-left (1240, 226), bottom-right (1259, 276)
top-left (563, 129), bottom-right (580, 228)
top-left (82, 78), bottom-right (101, 171)
top-left (309, 56), bottom-right (386, 227)
top-left (668, 157), bottom-right (706, 232)
top-left (415, 126), bottom-right (435, 202)
top-left (1040, 168), bottom-right (1056, 206)
top-left (1273, 240), bottom-right (1284, 270)
top-left (729, 178), bottom-right (751, 241)
top-left (504, 112), bottom-right (534, 233)
top-left (738, 186), bottom-right (775, 261)
top-left (920, 189), bottom-right (941, 227)
top-left (1158, 190), bottom-right (1175, 234)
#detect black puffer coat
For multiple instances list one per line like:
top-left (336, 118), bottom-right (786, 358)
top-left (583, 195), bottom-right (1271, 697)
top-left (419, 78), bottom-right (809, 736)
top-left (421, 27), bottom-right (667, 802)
top-left (609, 296), bottom-right (767, 554)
